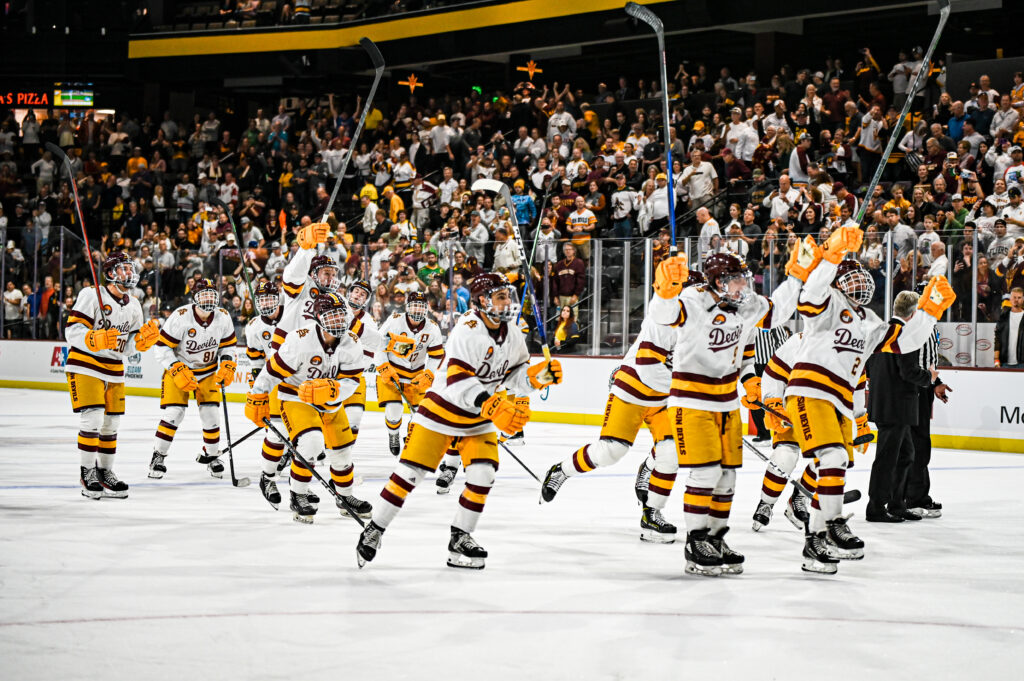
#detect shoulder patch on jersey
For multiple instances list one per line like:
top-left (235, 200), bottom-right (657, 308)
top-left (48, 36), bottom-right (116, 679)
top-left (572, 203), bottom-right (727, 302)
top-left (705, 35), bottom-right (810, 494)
top-left (218, 307), bottom-right (228, 315)
top-left (391, 312), bottom-right (401, 319)
top-left (297, 328), bottom-right (310, 338)
top-left (840, 309), bottom-right (854, 324)
top-left (465, 319), bottom-right (478, 329)
top-left (310, 355), bottom-right (322, 365)
top-left (712, 313), bottom-right (727, 325)
top-left (187, 328), bottom-right (197, 337)
top-left (177, 308), bottom-right (188, 316)
top-left (348, 331), bottom-right (360, 343)
top-left (262, 330), bottom-right (271, 341)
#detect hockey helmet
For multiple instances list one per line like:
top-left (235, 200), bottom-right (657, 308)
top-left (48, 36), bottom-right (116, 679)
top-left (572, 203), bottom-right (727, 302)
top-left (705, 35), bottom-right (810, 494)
top-left (702, 252), bottom-right (753, 308)
top-left (312, 292), bottom-right (349, 337)
top-left (308, 254), bottom-right (340, 293)
top-left (347, 279), bottom-right (372, 311)
top-left (191, 278), bottom-right (220, 312)
top-left (684, 270), bottom-right (707, 289)
top-left (470, 272), bottom-right (520, 322)
top-left (406, 290), bottom-right (428, 323)
top-left (254, 281), bottom-right (280, 317)
top-left (103, 251), bottom-right (140, 291)
top-left (833, 258), bottom-right (875, 307)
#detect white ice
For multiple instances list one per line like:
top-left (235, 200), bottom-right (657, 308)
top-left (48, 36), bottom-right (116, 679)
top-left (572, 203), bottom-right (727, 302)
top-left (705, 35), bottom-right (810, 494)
top-left (0, 387), bottom-right (1021, 680)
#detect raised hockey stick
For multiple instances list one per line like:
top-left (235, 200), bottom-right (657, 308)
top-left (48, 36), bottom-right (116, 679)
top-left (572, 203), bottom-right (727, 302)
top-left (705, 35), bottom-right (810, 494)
top-left (262, 417), bottom-right (367, 528)
top-left (209, 197), bottom-right (257, 303)
top-left (320, 37), bottom-right (386, 224)
top-left (743, 438), bottom-right (862, 504)
top-left (625, 2), bottom-right (676, 252)
top-left (46, 142), bottom-right (107, 326)
top-left (752, 399), bottom-right (874, 446)
top-left (853, 0), bottom-right (951, 224)
top-left (221, 388), bottom-right (251, 488)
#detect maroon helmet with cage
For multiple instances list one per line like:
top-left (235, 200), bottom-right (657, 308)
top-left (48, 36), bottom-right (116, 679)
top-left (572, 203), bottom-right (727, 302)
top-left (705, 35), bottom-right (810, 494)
top-left (702, 252), bottom-right (753, 308)
top-left (406, 291), bottom-right (428, 323)
top-left (833, 258), bottom-right (875, 306)
top-left (311, 292), bottom-right (349, 337)
top-left (470, 272), bottom-right (520, 322)
top-left (103, 251), bottom-right (140, 291)
top-left (254, 281), bottom-right (280, 317)
top-left (191, 278), bottom-right (220, 312)
top-left (308, 255), bottom-right (340, 293)
top-left (347, 279), bottom-right (372, 311)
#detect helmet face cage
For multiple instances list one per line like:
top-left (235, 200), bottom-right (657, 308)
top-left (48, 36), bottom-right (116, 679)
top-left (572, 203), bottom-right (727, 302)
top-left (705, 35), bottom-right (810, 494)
top-left (255, 292), bottom-right (280, 316)
top-left (836, 267), bottom-right (875, 306)
top-left (193, 287), bottom-right (220, 312)
top-left (311, 264), bottom-right (340, 293)
top-left (108, 261), bottom-right (140, 291)
top-left (406, 299), bottom-right (428, 322)
top-left (317, 306), bottom-right (349, 337)
top-left (482, 285), bottom-right (521, 322)
top-left (714, 270), bottom-right (754, 308)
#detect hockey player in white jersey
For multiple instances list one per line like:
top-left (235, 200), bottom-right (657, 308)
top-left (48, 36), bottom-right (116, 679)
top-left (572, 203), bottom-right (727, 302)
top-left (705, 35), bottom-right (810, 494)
top-left (355, 273), bottom-right (563, 570)
top-left (149, 278), bottom-right (237, 479)
top-left (65, 251), bottom-right (159, 498)
top-left (376, 291), bottom-right (446, 455)
top-left (245, 292), bottom-right (372, 522)
top-left (783, 226), bottom-right (956, 574)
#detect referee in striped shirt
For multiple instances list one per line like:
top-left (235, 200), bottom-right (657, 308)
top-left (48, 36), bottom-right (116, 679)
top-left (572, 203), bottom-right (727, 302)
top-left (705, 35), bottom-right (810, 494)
top-left (752, 326), bottom-right (792, 441)
top-left (903, 329), bottom-right (949, 518)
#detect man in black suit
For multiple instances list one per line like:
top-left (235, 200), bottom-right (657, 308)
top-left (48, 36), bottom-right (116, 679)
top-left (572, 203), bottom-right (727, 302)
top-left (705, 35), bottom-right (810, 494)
top-left (865, 291), bottom-right (937, 522)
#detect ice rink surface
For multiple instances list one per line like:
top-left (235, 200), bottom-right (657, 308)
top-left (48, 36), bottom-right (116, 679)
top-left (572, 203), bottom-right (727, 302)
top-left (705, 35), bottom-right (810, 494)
top-left (1, 388), bottom-right (1021, 680)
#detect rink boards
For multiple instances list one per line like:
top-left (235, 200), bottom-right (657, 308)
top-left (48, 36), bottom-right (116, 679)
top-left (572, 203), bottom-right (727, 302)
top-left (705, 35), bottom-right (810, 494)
top-left (0, 339), bottom-right (1021, 453)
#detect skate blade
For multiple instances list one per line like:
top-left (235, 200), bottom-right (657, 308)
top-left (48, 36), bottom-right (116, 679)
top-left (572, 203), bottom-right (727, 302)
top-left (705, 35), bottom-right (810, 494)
top-left (147, 471), bottom-right (164, 479)
top-left (292, 513), bottom-right (315, 524)
top-left (802, 558), bottom-right (839, 574)
top-left (81, 489), bottom-right (103, 500)
top-left (751, 520), bottom-right (765, 532)
top-left (720, 563), bottom-right (744, 575)
top-left (684, 562), bottom-right (721, 577)
top-left (639, 528), bottom-right (676, 544)
top-left (436, 486), bottom-right (451, 495)
top-left (827, 547), bottom-right (864, 561)
top-left (101, 489), bottom-right (129, 499)
top-left (265, 500), bottom-right (280, 510)
top-left (356, 548), bottom-right (374, 569)
top-left (784, 507), bottom-right (807, 531)
top-left (338, 506), bottom-right (373, 519)
top-left (447, 553), bottom-right (485, 570)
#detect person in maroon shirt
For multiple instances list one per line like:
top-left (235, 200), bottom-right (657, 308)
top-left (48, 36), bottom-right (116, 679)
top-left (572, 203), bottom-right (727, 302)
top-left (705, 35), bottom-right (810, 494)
top-left (821, 78), bottom-right (849, 134)
top-left (551, 242), bottom-right (586, 310)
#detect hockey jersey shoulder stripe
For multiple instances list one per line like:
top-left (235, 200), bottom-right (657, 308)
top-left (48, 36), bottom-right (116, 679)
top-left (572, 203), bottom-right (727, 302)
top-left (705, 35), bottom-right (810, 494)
top-left (757, 299), bottom-right (776, 328)
top-left (67, 311), bottom-right (94, 329)
top-left (764, 356), bottom-right (792, 383)
top-left (270, 330), bottom-right (288, 349)
top-left (266, 353), bottom-right (297, 380)
top-left (219, 333), bottom-right (238, 348)
top-left (797, 298), bottom-right (830, 317)
top-left (282, 280), bottom-right (303, 298)
top-left (875, 323), bottom-right (902, 354)
top-left (246, 348), bottom-right (265, 360)
top-left (635, 341), bottom-right (669, 365)
top-left (157, 330), bottom-right (180, 348)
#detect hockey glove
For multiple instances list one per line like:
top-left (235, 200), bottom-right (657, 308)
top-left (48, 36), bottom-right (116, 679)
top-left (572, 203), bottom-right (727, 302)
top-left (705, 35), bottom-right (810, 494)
top-left (377, 362), bottom-right (399, 386)
top-left (740, 375), bottom-right (762, 410)
top-left (245, 392), bottom-right (270, 426)
top-left (527, 359), bottom-right (563, 389)
top-left (85, 328), bottom-right (120, 352)
top-left (762, 398), bottom-right (789, 433)
top-left (214, 359), bottom-right (237, 388)
top-left (385, 332), bottom-right (416, 359)
top-left (653, 255), bottom-right (689, 299)
top-left (170, 362), bottom-right (199, 392)
top-left (917, 275), bottom-right (956, 318)
top-left (298, 378), bottom-right (341, 406)
top-left (785, 235), bottom-right (823, 282)
top-left (822, 226), bottom-right (863, 264)
top-left (481, 393), bottom-right (531, 434)
top-left (296, 222), bottom-right (330, 249)
top-left (855, 413), bottom-right (871, 454)
top-left (134, 319), bottom-right (160, 352)
top-left (409, 369), bottom-right (434, 393)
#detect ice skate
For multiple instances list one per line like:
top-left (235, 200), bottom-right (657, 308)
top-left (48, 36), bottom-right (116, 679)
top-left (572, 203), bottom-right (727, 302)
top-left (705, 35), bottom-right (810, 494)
top-left (97, 467), bottom-right (129, 499)
top-left (639, 506), bottom-right (676, 543)
top-left (539, 464), bottom-right (567, 503)
top-left (826, 517), bottom-right (864, 560)
top-left (634, 459), bottom-right (652, 504)
top-left (752, 500), bottom-right (773, 531)
top-left (802, 531), bottom-right (839, 574)
top-left (356, 521), bottom-right (384, 568)
top-left (784, 487), bottom-right (809, 530)
top-left (435, 463), bottom-right (458, 494)
top-left (684, 529), bottom-right (723, 577)
top-left (337, 492), bottom-right (372, 518)
top-left (147, 452), bottom-right (166, 479)
top-left (388, 430), bottom-right (401, 456)
top-left (196, 447), bottom-right (224, 479)
top-left (259, 473), bottom-right (281, 509)
top-left (307, 490), bottom-right (320, 508)
top-left (289, 491), bottom-right (317, 524)
top-left (447, 527), bottom-right (487, 570)
top-left (80, 466), bottom-right (103, 500)
top-left (708, 527), bottom-right (744, 574)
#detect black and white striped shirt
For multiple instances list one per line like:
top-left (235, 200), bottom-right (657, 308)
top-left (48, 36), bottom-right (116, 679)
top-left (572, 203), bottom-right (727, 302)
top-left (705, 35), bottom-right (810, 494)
top-left (917, 329), bottom-right (940, 371)
top-left (755, 326), bottom-right (792, 366)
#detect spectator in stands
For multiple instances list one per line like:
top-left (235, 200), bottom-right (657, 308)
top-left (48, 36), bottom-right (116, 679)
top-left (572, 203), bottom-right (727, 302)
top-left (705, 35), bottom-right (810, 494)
top-left (994, 287), bottom-right (1024, 368)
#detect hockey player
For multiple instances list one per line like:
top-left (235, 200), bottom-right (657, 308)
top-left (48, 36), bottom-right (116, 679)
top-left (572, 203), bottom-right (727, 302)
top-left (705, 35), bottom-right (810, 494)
top-left (149, 278), bottom-right (237, 479)
top-left (538, 270), bottom-right (708, 546)
top-left (245, 293), bottom-right (372, 523)
top-left (750, 332), bottom-right (869, 532)
top-left (375, 290), bottom-right (445, 455)
top-left (65, 251), bottom-right (159, 499)
top-left (784, 227), bottom-right (955, 574)
top-left (636, 244), bottom-right (815, 577)
top-left (355, 273), bottom-right (563, 570)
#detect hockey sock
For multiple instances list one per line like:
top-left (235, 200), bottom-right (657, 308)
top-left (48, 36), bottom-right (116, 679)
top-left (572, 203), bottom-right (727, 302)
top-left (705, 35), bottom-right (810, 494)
top-left (199, 404), bottom-right (220, 453)
top-left (709, 470), bottom-right (736, 534)
top-left (646, 438), bottom-right (679, 510)
top-left (441, 449), bottom-right (460, 470)
top-left (562, 438), bottom-right (631, 477)
top-left (799, 459), bottom-right (819, 497)
top-left (452, 463), bottom-right (495, 534)
top-left (760, 445), bottom-right (799, 505)
top-left (377, 463), bottom-right (425, 529)
top-left (261, 437), bottom-right (285, 476)
top-left (97, 435), bottom-right (117, 470)
top-left (329, 446), bottom-right (355, 493)
top-left (683, 466), bottom-right (721, 532)
top-left (154, 406), bottom-right (185, 455)
top-left (77, 431), bottom-right (99, 467)
top-left (809, 450), bottom-right (846, 533)
top-left (289, 458), bottom-right (312, 495)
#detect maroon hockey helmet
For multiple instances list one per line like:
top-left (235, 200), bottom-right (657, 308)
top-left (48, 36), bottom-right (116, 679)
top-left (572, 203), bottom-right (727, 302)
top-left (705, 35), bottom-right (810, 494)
top-left (312, 292), bottom-right (349, 337)
top-left (406, 290), bottom-right (428, 323)
top-left (191, 278), bottom-right (220, 312)
top-left (470, 272), bottom-right (520, 322)
top-left (702, 252), bottom-right (753, 308)
top-left (103, 251), bottom-right (140, 291)
top-left (347, 279), bottom-right (372, 311)
top-left (684, 270), bottom-right (707, 289)
top-left (254, 281), bottom-right (280, 316)
top-left (833, 258), bottom-right (875, 306)
top-left (308, 254), bottom-right (340, 293)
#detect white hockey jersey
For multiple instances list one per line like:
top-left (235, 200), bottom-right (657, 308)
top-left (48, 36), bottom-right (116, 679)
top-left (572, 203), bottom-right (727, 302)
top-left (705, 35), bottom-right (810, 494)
top-left (153, 304), bottom-right (237, 378)
top-left (244, 313), bottom-right (279, 372)
top-left (610, 305), bottom-right (676, 407)
top-left (414, 310), bottom-right (535, 436)
top-left (377, 312), bottom-right (445, 382)
top-left (252, 322), bottom-right (365, 414)
top-left (649, 276), bottom-right (801, 413)
top-left (784, 259), bottom-right (936, 419)
top-left (348, 307), bottom-right (386, 360)
top-left (277, 247), bottom-right (328, 334)
top-left (762, 332), bottom-right (866, 417)
top-left (64, 285), bottom-right (144, 383)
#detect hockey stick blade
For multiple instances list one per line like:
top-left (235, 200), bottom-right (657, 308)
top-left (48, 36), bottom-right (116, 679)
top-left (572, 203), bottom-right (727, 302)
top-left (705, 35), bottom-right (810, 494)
top-left (359, 36), bottom-right (385, 70)
top-left (222, 389), bottom-right (251, 488)
top-left (743, 439), bottom-right (861, 504)
top-left (624, 1), bottom-right (663, 32)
